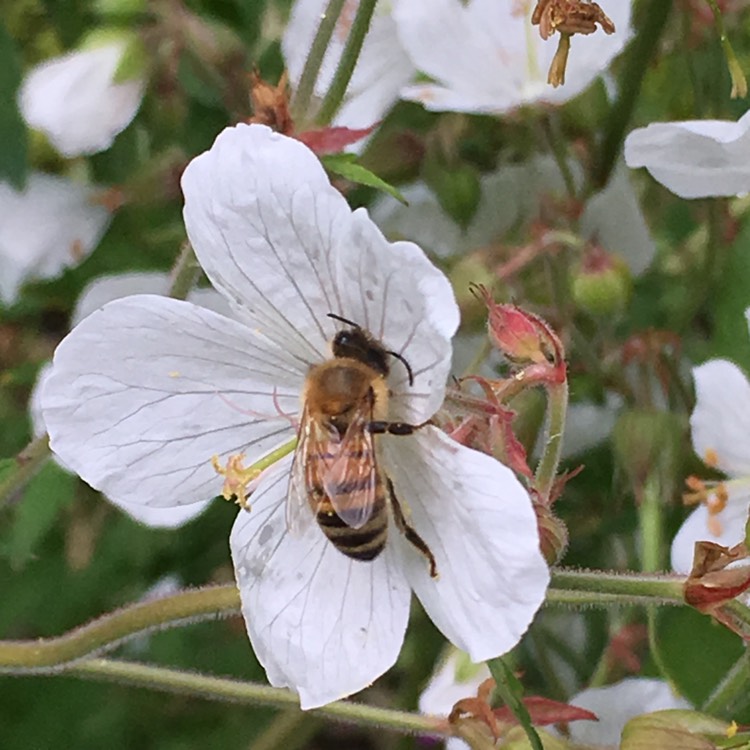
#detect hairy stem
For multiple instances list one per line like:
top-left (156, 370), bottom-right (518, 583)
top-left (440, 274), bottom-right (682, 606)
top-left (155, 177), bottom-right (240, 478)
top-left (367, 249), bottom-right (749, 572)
top-left (316, 0), bottom-right (377, 125)
top-left (65, 658), bottom-right (448, 736)
top-left (0, 586), bottom-right (240, 671)
top-left (534, 380), bottom-right (568, 504)
top-left (290, 0), bottom-right (347, 123)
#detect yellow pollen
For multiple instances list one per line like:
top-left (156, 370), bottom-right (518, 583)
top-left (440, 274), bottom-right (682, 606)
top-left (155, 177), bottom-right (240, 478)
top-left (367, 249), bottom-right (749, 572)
top-left (727, 721), bottom-right (738, 738)
top-left (168, 371), bottom-right (180, 378)
top-left (211, 453), bottom-right (262, 510)
top-left (704, 448), bottom-right (720, 468)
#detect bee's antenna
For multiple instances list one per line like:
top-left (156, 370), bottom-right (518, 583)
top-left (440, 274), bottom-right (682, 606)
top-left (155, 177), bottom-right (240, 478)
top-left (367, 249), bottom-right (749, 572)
top-left (388, 350), bottom-right (414, 386)
top-left (327, 312), bottom-right (360, 329)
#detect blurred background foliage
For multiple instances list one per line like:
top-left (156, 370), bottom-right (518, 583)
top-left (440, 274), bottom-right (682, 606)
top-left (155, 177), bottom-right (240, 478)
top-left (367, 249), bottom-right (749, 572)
top-left (2, 0), bottom-right (750, 748)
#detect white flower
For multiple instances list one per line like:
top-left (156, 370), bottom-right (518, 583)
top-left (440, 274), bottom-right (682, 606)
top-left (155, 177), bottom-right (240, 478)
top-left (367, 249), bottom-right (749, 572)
top-left (393, 0), bottom-right (632, 114)
top-left (30, 272), bottom-right (232, 528)
top-left (0, 173), bottom-right (111, 305)
top-left (41, 124), bottom-right (549, 709)
top-left (419, 648), bottom-right (491, 750)
top-left (671, 313), bottom-right (750, 573)
top-left (283, 0), bottom-right (415, 131)
top-left (568, 678), bottom-right (689, 748)
top-left (624, 110), bottom-right (750, 199)
top-left (19, 40), bottom-right (146, 157)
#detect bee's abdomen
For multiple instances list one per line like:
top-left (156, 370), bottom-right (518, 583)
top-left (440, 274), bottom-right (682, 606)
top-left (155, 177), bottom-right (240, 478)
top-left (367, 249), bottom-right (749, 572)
top-left (315, 493), bottom-right (388, 562)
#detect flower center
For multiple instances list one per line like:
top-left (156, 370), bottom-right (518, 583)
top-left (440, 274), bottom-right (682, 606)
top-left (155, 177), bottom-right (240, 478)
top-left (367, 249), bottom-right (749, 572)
top-left (212, 454), bottom-right (264, 510)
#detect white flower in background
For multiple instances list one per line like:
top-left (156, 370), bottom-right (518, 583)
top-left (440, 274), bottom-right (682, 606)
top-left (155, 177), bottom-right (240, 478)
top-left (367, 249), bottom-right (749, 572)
top-left (624, 110), bottom-right (750, 199)
top-left (671, 316), bottom-right (750, 573)
top-left (41, 124), bottom-right (549, 708)
top-left (0, 173), bottom-right (111, 306)
top-left (19, 36), bottom-right (146, 157)
top-left (30, 272), bottom-right (232, 528)
top-left (567, 678), bottom-right (689, 748)
top-left (419, 648), bottom-right (491, 750)
top-left (393, 0), bottom-right (632, 114)
top-left (283, 0), bottom-right (415, 130)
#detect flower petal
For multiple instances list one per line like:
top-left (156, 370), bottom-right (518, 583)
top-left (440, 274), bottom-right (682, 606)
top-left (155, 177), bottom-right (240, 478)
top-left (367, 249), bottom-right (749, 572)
top-left (338, 210), bottom-right (459, 422)
top-left (19, 42), bottom-right (145, 157)
top-left (182, 124), bottom-right (352, 363)
top-left (691, 360), bottom-right (750, 476)
top-left (41, 295), bottom-right (302, 509)
top-left (670, 489), bottom-right (750, 574)
top-left (230, 455), bottom-right (412, 709)
top-left (0, 174), bottom-right (110, 305)
top-left (624, 116), bottom-right (750, 198)
top-left (383, 427), bottom-right (549, 661)
top-left (568, 678), bottom-right (689, 747)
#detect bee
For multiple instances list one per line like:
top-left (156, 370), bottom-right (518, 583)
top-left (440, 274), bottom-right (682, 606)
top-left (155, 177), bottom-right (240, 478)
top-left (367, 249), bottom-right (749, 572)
top-left (287, 313), bottom-right (438, 578)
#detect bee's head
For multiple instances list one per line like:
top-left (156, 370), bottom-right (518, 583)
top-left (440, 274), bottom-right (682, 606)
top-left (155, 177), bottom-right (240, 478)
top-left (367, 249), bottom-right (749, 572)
top-left (327, 313), bottom-right (415, 385)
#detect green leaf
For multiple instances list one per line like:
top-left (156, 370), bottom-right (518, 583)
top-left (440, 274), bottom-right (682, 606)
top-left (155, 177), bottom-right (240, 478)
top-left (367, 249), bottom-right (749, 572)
top-left (321, 154), bottom-right (407, 204)
top-left (652, 607), bottom-right (744, 708)
top-left (0, 21), bottom-right (28, 188)
top-left (0, 462), bottom-right (76, 569)
top-left (487, 657), bottom-right (544, 750)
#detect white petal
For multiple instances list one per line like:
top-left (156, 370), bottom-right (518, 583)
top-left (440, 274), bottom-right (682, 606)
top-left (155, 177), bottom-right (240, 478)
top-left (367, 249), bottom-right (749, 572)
top-left (0, 174), bottom-right (110, 305)
top-left (691, 360), bottom-right (750, 476)
top-left (624, 117), bottom-right (750, 198)
top-left (182, 124), bottom-right (457, 423)
top-left (283, 0), bottom-right (414, 131)
top-left (230, 455), bottom-right (412, 709)
top-left (568, 678), bottom-right (689, 748)
top-left (19, 42), bottom-right (145, 157)
top-left (670, 489), bottom-right (750, 574)
top-left (580, 168), bottom-right (656, 276)
top-left (419, 649), bottom-right (490, 716)
top-left (383, 427), bottom-right (549, 661)
top-left (71, 271), bottom-right (233, 326)
top-left (395, 0), bottom-right (631, 114)
top-left (41, 295), bottom-right (303, 509)
top-left (338, 210), bottom-right (458, 422)
top-left (182, 123), bottom-right (352, 363)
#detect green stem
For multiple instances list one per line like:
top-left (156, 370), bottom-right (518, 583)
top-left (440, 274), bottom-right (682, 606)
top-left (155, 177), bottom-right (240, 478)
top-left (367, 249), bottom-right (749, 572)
top-left (65, 658), bottom-right (448, 736)
top-left (594, 0), bottom-right (674, 187)
top-left (168, 241), bottom-right (200, 300)
top-left (290, 0), bottom-right (347, 123)
top-left (315, 0), bottom-right (377, 125)
top-left (701, 649), bottom-right (750, 716)
top-left (0, 434), bottom-right (51, 509)
top-left (705, 0), bottom-right (747, 98)
top-left (639, 474), bottom-right (664, 573)
top-left (534, 380), bottom-right (568, 504)
top-left (549, 569), bottom-right (685, 605)
top-left (0, 585), bottom-right (240, 670)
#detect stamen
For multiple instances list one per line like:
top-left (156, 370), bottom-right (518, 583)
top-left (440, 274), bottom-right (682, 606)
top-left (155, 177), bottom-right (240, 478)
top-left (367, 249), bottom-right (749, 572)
top-left (212, 453), bottom-right (263, 510)
top-left (704, 448), bottom-right (720, 468)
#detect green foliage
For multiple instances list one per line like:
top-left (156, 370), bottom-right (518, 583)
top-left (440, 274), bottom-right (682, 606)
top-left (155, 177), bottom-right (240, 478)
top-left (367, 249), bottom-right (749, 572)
top-left (0, 21), bottom-right (28, 188)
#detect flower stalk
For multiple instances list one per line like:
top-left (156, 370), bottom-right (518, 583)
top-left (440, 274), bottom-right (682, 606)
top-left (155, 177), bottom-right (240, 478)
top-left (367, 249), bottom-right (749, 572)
top-left (534, 379), bottom-right (568, 505)
top-left (315, 0), bottom-right (378, 125)
top-left (290, 0), bottom-right (347, 123)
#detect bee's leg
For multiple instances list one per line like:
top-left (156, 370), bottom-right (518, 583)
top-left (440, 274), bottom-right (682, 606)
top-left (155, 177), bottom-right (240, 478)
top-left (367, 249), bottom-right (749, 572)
top-left (367, 420), bottom-right (431, 436)
top-left (387, 478), bottom-right (438, 579)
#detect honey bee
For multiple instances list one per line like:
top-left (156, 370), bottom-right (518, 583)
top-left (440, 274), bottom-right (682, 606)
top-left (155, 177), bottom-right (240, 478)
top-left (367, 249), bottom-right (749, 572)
top-left (287, 314), bottom-right (438, 578)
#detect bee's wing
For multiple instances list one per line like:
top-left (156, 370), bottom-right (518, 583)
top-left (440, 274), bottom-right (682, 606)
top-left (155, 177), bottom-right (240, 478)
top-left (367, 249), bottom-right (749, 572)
top-left (286, 407), bottom-right (322, 537)
top-left (323, 406), bottom-right (380, 530)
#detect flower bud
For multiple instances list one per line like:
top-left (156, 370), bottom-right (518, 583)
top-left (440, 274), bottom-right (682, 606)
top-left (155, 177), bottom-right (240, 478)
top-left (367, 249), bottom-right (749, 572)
top-left (79, 29), bottom-right (148, 83)
top-left (535, 502), bottom-right (569, 565)
top-left (622, 710), bottom-right (735, 750)
top-left (571, 245), bottom-right (632, 317)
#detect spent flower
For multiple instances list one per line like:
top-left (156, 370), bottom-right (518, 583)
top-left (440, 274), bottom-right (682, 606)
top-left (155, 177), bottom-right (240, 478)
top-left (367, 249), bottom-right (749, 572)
top-left (41, 124), bottom-right (549, 708)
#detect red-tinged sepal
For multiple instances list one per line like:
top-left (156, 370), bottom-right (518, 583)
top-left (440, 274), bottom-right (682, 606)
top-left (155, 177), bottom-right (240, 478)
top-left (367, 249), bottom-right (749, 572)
top-left (297, 124), bottom-right (378, 154)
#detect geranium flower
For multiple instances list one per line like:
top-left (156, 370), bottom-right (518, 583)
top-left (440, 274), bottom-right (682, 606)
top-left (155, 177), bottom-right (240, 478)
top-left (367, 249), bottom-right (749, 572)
top-left (30, 271), bottom-right (232, 528)
top-left (19, 36), bottom-right (146, 157)
top-left (392, 0), bottom-right (632, 114)
top-left (41, 124), bottom-right (549, 708)
top-left (624, 110), bottom-right (750, 199)
top-left (671, 314), bottom-right (750, 573)
top-left (567, 678), bottom-right (689, 748)
top-left (0, 173), bottom-right (111, 305)
top-left (283, 0), bottom-right (415, 130)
